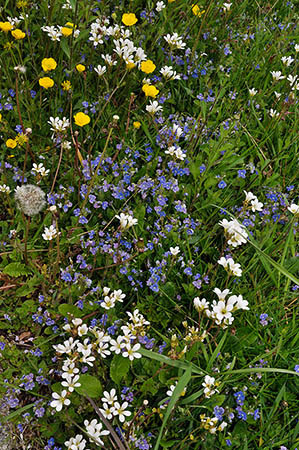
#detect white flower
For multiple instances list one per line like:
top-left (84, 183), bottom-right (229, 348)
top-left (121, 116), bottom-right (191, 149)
top-left (251, 198), bottom-right (263, 212)
top-left (99, 403), bottom-right (115, 419)
top-left (61, 374), bottom-right (81, 392)
top-left (213, 288), bottom-right (231, 301)
top-left (270, 71), bottom-right (285, 81)
top-left (248, 88), bottom-right (257, 97)
top-left (269, 108), bottom-right (280, 118)
top-left (219, 218), bottom-right (248, 247)
top-left (42, 225), bottom-right (57, 241)
top-left (94, 64), bottom-right (107, 76)
top-left (146, 100), bottom-right (163, 114)
top-left (32, 163), bottom-right (49, 177)
top-left (0, 184), bottom-right (11, 194)
top-left (53, 337), bottom-right (78, 355)
top-left (174, 147), bottom-right (186, 160)
top-left (50, 390), bottom-right (70, 411)
top-left (78, 324), bottom-right (88, 336)
top-left (281, 56), bottom-right (294, 66)
top-left (194, 297), bottom-right (209, 311)
top-left (111, 289), bottom-right (126, 303)
top-left (77, 339), bottom-right (92, 356)
top-left (223, 3), bottom-right (232, 12)
top-left (115, 213), bottom-right (137, 229)
top-left (295, 44), bottom-right (299, 53)
top-left (160, 65), bottom-right (181, 80)
top-left (156, 1), bottom-right (165, 12)
top-left (169, 246), bottom-right (180, 256)
top-left (231, 294), bottom-right (249, 310)
top-left (101, 295), bottom-right (116, 310)
top-left (274, 91), bottom-right (281, 99)
top-left (48, 116), bottom-right (70, 133)
top-left (65, 434), bottom-right (87, 450)
top-left (287, 74), bottom-right (297, 86)
top-left (122, 343), bottom-right (142, 361)
top-left (202, 375), bottom-right (218, 398)
top-left (61, 362), bottom-right (79, 378)
top-left (84, 419), bottom-right (109, 446)
top-left (110, 336), bottom-right (126, 354)
top-left (101, 388), bottom-right (118, 405)
top-left (102, 53), bottom-right (117, 66)
top-left (113, 402), bottom-right (131, 422)
top-left (213, 300), bottom-right (234, 322)
top-left (166, 381), bottom-right (186, 397)
top-left (164, 32), bottom-right (186, 50)
top-left (288, 203), bottom-right (299, 215)
top-left (97, 342), bottom-right (111, 358)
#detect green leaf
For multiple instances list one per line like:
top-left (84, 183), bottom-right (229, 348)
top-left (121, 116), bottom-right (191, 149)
top-left (60, 38), bottom-right (70, 59)
top-left (58, 303), bottom-right (83, 317)
top-left (140, 348), bottom-right (203, 375)
top-left (3, 262), bottom-right (32, 277)
top-left (2, 403), bottom-right (35, 423)
top-left (75, 375), bottom-right (102, 398)
top-left (154, 368), bottom-right (192, 450)
top-left (110, 354), bottom-right (131, 384)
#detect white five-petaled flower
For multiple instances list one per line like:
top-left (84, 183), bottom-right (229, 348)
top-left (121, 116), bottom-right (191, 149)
top-left (50, 390), bottom-right (70, 411)
top-left (288, 203), bottom-right (299, 215)
top-left (146, 100), bottom-right (163, 114)
top-left (122, 343), bottom-right (142, 361)
top-left (101, 388), bottom-right (118, 405)
top-left (113, 401), bottom-right (131, 422)
top-left (42, 225), bottom-right (57, 241)
top-left (61, 374), bottom-right (81, 392)
top-left (169, 246), bottom-right (180, 256)
top-left (194, 297), bottom-right (210, 312)
top-left (248, 88), bottom-right (257, 97)
top-left (94, 64), bottom-right (107, 76)
top-left (270, 71), bottom-right (285, 81)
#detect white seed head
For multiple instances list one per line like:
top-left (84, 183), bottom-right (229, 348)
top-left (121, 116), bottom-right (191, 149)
top-left (14, 184), bottom-right (46, 216)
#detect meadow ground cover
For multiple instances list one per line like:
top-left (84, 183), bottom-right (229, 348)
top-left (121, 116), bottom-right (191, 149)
top-left (0, 0), bottom-right (298, 448)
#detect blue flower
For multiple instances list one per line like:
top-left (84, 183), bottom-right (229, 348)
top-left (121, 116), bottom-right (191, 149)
top-left (218, 180), bottom-right (227, 189)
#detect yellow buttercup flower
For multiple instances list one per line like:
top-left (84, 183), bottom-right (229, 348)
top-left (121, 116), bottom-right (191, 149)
top-left (6, 139), bottom-right (17, 149)
top-left (0, 113), bottom-right (2, 122)
top-left (126, 62), bottom-right (136, 70)
top-left (41, 58), bottom-right (57, 72)
top-left (0, 22), bottom-right (13, 32)
top-left (142, 84), bottom-right (159, 98)
top-left (192, 4), bottom-right (205, 17)
top-left (39, 77), bottom-right (54, 89)
top-left (76, 64), bottom-right (85, 72)
top-left (61, 80), bottom-right (72, 91)
top-left (133, 121), bottom-right (141, 129)
top-left (61, 22), bottom-right (75, 36)
top-left (11, 29), bottom-right (26, 39)
top-left (122, 13), bottom-right (138, 26)
top-left (140, 60), bottom-right (156, 74)
top-left (74, 112), bottom-right (90, 127)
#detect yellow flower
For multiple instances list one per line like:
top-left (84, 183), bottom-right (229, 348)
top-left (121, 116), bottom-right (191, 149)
top-left (133, 121), bottom-right (141, 129)
top-left (74, 112), bottom-right (90, 127)
top-left (41, 58), bottom-right (57, 72)
top-left (76, 64), bottom-right (85, 72)
top-left (142, 84), bottom-right (159, 98)
top-left (17, 0), bottom-right (29, 7)
top-left (0, 113), bottom-right (2, 122)
top-left (6, 139), bottom-right (17, 149)
top-left (0, 22), bottom-right (13, 32)
top-left (61, 80), bottom-right (72, 91)
top-left (11, 29), bottom-right (26, 39)
top-left (192, 4), bottom-right (205, 17)
top-left (15, 134), bottom-right (28, 146)
top-left (126, 62), bottom-right (136, 70)
top-left (168, 0), bottom-right (175, 3)
top-left (61, 22), bottom-right (74, 36)
top-left (39, 77), bottom-right (54, 89)
top-left (122, 13), bottom-right (138, 26)
top-left (140, 60), bottom-right (156, 74)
